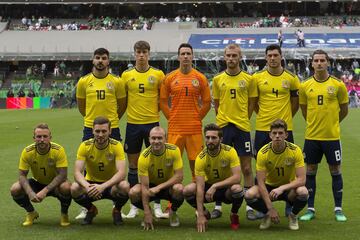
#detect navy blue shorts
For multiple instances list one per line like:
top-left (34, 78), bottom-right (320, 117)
top-left (204, 182), bottom-right (232, 204)
top-left (28, 178), bottom-right (56, 197)
top-left (265, 184), bottom-right (290, 202)
top-left (254, 130), bottom-right (294, 156)
top-left (87, 180), bottom-right (115, 201)
top-left (124, 122), bottom-right (159, 154)
top-left (148, 183), bottom-right (172, 202)
top-left (82, 127), bottom-right (122, 142)
top-left (222, 123), bottom-right (252, 156)
top-left (303, 140), bottom-right (342, 165)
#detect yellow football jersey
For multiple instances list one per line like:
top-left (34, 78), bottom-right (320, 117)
top-left (19, 142), bottom-right (68, 185)
top-left (138, 143), bottom-right (183, 185)
top-left (76, 138), bottom-right (125, 182)
top-left (121, 67), bottom-right (165, 124)
top-left (256, 141), bottom-right (304, 187)
top-left (299, 76), bottom-right (349, 140)
top-left (195, 144), bottom-right (240, 184)
top-left (253, 69), bottom-right (300, 131)
top-left (212, 70), bottom-right (257, 132)
top-left (76, 73), bottom-right (126, 128)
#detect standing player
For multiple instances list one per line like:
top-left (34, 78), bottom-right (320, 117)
top-left (129, 127), bottom-right (184, 230)
top-left (253, 44), bottom-right (300, 216)
top-left (183, 123), bottom-right (244, 232)
top-left (75, 47), bottom-right (126, 219)
top-left (71, 117), bottom-right (129, 225)
top-left (212, 43), bottom-right (258, 220)
top-left (160, 43), bottom-right (211, 180)
top-left (121, 40), bottom-right (167, 219)
top-left (76, 47), bottom-right (126, 142)
top-left (299, 50), bottom-right (348, 222)
top-left (10, 123), bottom-right (72, 227)
top-left (245, 119), bottom-right (308, 230)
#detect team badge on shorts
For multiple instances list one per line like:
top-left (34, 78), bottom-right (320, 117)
top-left (238, 80), bottom-right (246, 88)
top-left (284, 157), bottom-right (295, 166)
top-left (192, 79), bottom-right (200, 87)
top-left (106, 82), bottom-right (114, 90)
top-left (48, 158), bottom-right (55, 167)
top-left (106, 153), bottom-right (115, 161)
top-left (148, 76), bottom-right (155, 84)
top-left (282, 80), bottom-right (290, 89)
top-left (327, 86), bottom-right (336, 95)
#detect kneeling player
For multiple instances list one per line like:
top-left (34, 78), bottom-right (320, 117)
top-left (183, 123), bottom-right (244, 232)
top-left (71, 117), bottom-right (129, 225)
top-left (129, 126), bottom-right (184, 230)
top-left (245, 119), bottom-right (308, 230)
top-left (10, 123), bottom-right (72, 227)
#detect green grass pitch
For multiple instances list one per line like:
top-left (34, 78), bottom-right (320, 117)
top-left (0, 108), bottom-right (359, 240)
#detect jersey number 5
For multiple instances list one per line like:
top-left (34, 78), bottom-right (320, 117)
top-left (139, 84), bottom-right (145, 93)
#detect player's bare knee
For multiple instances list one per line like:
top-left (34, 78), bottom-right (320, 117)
top-left (183, 183), bottom-right (196, 197)
top-left (306, 164), bottom-right (318, 175)
top-left (10, 182), bottom-right (23, 196)
top-left (129, 184), bottom-right (141, 200)
top-left (59, 181), bottom-right (71, 194)
top-left (244, 186), bottom-right (258, 199)
top-left (230, 184), bottom-right (242, 193)
top-left (172, 183), bottom-right (184, 194)
top-left (329, 164), bottom-right (341, 175)
top-left (70, 182), bottom-right (82, 197)
top-left (296, 186), bottom-right (308, 197)
top-left (118, 180), bottom-right (130, 192)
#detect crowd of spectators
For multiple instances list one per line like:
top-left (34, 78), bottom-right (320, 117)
top-left (10, 15), bottom-right (155, 31)
top-left (199, 15), bottom-right (360, 29)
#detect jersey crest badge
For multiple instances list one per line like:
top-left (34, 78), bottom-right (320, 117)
top-left (148, 76), bottom-right (155, 84)
top-left (282, 80), bottom-right (290, 89)
top-left (221, 160), bottom-right (228, 168)
top-left (89, 81), bottom-right (94, 88)
top-left (48, 158), bottom-right (55, 167)
top-left (165, 158), bottom-right (174, 167)
top-left (327, 86), bottom-right (335, 95)
top-left (284, 157), bottom-right (295, 166)
top-left (106, 82), bottom-right (114, 90)
top-left (238, 80), bottom-right (246, 88)
top-left (192, 79), bottom-right (200, 87)
top-left (106, 153), bottom-right (115, 161)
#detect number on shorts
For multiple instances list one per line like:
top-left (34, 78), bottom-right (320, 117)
top-left (335, 150), bottom-right (341, 162)
top-left (245, 141), bottom-right (251, 153)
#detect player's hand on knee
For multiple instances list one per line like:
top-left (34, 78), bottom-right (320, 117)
top-left (205, 187), bottom-right (215, 202)
top-left (149, 187), bottom-right (160, 197)
top-left (29, 192), bottom-right (40, 203)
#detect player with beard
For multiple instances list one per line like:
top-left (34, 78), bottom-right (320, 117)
top-left (252, 44), bottom-right (300, 216)
top-left (212, 43), bottom-right (258, 220)
top-left (76, 47), bottom-right (126, 142)
top-left (75, 48), bottom-right (126, 219)
top-left (183, 123), bottom-right (244, 232)
top-left (10, 123), bottom-right (72, 227)
top-left (71, 117), bottom-right (129, 226)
